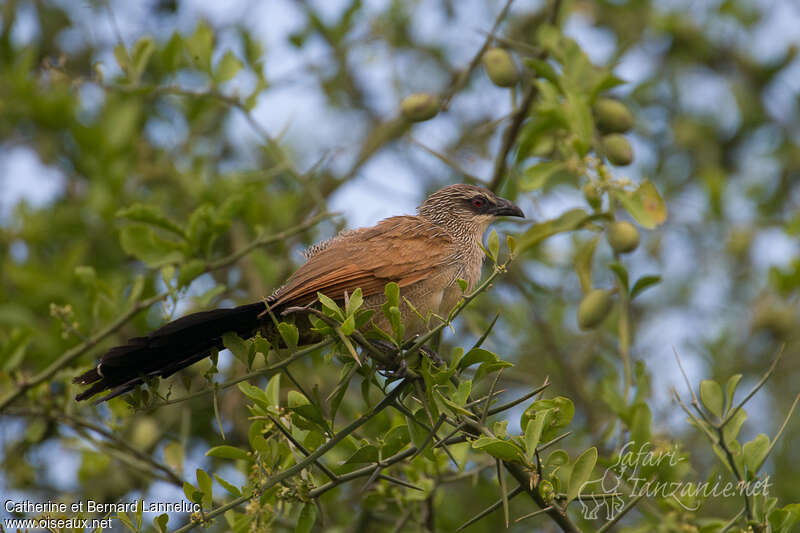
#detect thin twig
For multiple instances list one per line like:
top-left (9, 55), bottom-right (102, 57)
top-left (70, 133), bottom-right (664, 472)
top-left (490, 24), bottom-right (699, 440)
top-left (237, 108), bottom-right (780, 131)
top-left (455, 486), bottom-right (524, 531)
top-left (147, 339), bottom-right (334, 409)
top-left (0, 292), bottom-right (168, 412)
top-left (440, 0), bottom-right (517, 110)
top-left (595, 492), bottom-right (645, 533)
top-left (172, 380), bottom-right (410, 533)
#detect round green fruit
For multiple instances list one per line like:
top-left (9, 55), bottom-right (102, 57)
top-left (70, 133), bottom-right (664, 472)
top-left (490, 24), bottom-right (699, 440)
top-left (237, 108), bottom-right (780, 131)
top-left (602, 134), bottom-right (634, 166)
top-left (607, 221), bottom-right (640, 254)
top-left (400, 93), bottom-right (439, 122)
top-left (594, 98), bottom-right (634, 133)
top-left (481, 47), bottom-right (518, 87)
top-left (578, 289), bottom-right (614, 330)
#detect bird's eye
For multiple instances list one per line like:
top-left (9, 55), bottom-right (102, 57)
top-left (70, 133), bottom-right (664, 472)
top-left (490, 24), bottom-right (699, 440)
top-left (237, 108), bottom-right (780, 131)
top-left (472, 197), bottom-right (485, 208)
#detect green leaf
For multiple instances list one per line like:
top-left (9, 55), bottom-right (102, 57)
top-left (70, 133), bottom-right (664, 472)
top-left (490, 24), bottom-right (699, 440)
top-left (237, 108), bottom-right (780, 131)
top-left (340, 314), bottom-right (356, 335)
top-left (288, 390), bottom-right (310, 408)
top-left (164, 441), bottom-right (183, 472)
top-left (265, 374), bottom-right (281, 408)
top-left (524, 414), bottom-right (549, 458)
top-left (564, 92), bottom-right (594, 156)
top-left (609, 262), bottom-right (629, 292)
top-left (344, 444), bottom-right (379, 464)
top-left (119, 225), bottom-right (183, 268)
top-left (238, 382), bottom-right (269, 409)
top-left (295, 502), bottom-right (317, 533)
top-left (177, 259), bottom-right (206, 289)
top-left (117, 511), bottom-right (137, 533)
top-left (130, 36), bottom-right (155, 82)
top-left (725, 374), bottom-right (743, 414)
top-left (183, 481), bottom-right (203, 505)
top-left (722, 407), bottom-right (747, 445)
top-left (113, 43), bottom-right (130, 73)
top-left (214, 474), bottom-right (242, 497)
top-left (700, 379), bottom-right (724, 418)
top-left (153, 513), bottom-right (169, 533)
top-left (384, 282), bottom-right (400, 307)
top-left (215, 50), bottom-right (243, 83)
top-left (206, 445), bottom-right (250, 461)
top-left (743, 433), bottom-right (770, 474)
top-left (769, 503), bottom-right (800, 533)
top-left (506, 235), bottom-right (517, 255)
top-left (630, 275), bottom-right (661, 299)
top-left (474, 360), bottom-right (514, 382)
top-left (117, 204), bottom-right (186, 237)
top-left (487, 229), bottom-right (499, 262)
top-left (1, 328), bottom-right (31, 372)
top-left (567, 447), bottom-right (598, 503)
top-left (614, 180), bottom-right (667, 229)
top-left (161, 32), bottom-right (184, 71)
top-left (223, 332), bottom-right (251, 363)
top-left (435, 388), bottom-right (475, 417)
top-left (516, 208), bottom-right (589, 253)
top-left (288, 391), bottom-right (325, 426)
top-left (278, 322), bottom-right (299, 349)
top-left (104, 99), bottom-right (141, 150)
top-left (521, 397), bottom-right (574, 442)
top-left (347, 288), bottom-right (363, 315)
top-left (456, 278), bottom-right (468, 292)
top-left (196, 468), bottom-right (213, 507)
top-left (574, 236), bottom-right (599, 294)
top-left (525, 57), bottom-right (560, 86)
top-left (457, 348), bottom-right (498, 370)
top-left (134, 499), bottom-right (143, 530)
top-left (406, 408), bottom-right (435, 460)
top-left (471, 436), bottom-right (527, 464)
top-left (520, 161), bottom-right (578, 191)
top-left (629, 403), bottom-right (652, 447)
top-left (381, 425), bottom-right (411, 457)
top-left (387, 306), bottom-right (404, 342)
top-left (186, 20), bottom-right (214, 72)
top-left (317, 292), bottom-right (344, 319)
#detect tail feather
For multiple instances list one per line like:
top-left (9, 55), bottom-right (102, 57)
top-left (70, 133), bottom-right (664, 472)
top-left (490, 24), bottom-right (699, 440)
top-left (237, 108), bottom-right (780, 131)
top-left (74, 301), bottom-right (266, 402)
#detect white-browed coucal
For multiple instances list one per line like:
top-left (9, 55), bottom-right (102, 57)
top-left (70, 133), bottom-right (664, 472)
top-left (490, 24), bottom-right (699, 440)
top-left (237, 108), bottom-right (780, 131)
top-left (74, 184), bottom-right (524, 402)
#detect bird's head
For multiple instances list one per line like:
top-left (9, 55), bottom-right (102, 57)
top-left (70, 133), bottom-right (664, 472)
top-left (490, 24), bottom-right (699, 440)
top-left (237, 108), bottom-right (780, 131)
top-left (418, 184), bottom-right (524, 235)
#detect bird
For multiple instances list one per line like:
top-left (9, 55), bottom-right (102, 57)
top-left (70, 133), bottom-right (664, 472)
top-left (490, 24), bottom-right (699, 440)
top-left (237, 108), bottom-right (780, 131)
top-left (73, 184), bottom-right (524, 402)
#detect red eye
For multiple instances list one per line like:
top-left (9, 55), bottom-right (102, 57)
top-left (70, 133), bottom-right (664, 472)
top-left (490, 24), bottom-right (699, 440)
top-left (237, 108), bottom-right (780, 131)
top-left (472, 198), bottom-right (485, 208)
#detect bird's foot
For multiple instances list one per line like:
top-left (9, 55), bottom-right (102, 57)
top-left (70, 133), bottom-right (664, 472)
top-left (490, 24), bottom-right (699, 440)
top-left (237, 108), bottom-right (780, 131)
top-left (369, 339), bottom-right (444, 378)
top-left (369, 339), bottom-right (406, 378)
top-left (402, 340), bottom-right (445, 368)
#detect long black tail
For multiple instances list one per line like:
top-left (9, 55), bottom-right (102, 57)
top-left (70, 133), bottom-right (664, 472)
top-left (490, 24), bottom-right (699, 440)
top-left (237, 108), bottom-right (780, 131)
top-left (74, 301), bottom-right (266, 402)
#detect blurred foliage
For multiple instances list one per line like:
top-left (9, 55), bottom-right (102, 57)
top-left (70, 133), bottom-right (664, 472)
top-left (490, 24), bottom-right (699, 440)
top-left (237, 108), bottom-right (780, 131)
top-left (1, 0), bottom-right (800, 532)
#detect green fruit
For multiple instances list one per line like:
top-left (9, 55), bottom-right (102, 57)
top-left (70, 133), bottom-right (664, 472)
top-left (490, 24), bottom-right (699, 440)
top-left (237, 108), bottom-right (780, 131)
top-left (594, 98), bottom-right (634, 133)
top-left (602, 134), bottom-right (633, 166)
top-left (607, 221), bottom-right (640, 254)
top-left (131, 417), bottom-right (160, 450)
top-left (481, 47), bottom-right (518, 87)
top-left (583, 182), bottom-right (601, 210)
top-left (578, 289), bottom-right (614, 330)
top-left (400, 93), bottom-right (439, 122)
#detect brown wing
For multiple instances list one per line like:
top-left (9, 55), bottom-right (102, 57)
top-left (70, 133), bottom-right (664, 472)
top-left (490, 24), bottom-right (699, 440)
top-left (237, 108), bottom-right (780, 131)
top-left (268, 216), bottom-right (454, 309)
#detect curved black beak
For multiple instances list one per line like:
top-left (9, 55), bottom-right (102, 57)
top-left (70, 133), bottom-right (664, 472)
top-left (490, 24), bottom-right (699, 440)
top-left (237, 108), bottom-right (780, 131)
top-left (489, 197), bottom-right (525, 218)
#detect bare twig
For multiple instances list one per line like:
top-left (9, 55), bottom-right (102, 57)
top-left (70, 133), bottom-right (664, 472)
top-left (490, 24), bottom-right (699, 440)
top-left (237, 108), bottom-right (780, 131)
top-left (0, 292), bottom-right (168, 412)
top-left (440, 0), bottom-right (517, 110)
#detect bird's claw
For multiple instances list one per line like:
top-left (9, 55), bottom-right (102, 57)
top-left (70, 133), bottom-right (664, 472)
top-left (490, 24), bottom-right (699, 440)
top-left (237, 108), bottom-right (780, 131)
top-left (378, 357), bottom-right (408, 379)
